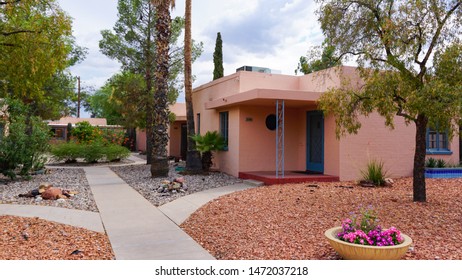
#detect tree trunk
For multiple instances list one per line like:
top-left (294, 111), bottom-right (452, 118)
top-left (413, 114), bottom-right (428, 202)
top-left (184, 0), bottom-right (202, 172)
top-left (145, 4), bottom-right (155, 164)
top-left (150, 1), bottom-right (171, 177)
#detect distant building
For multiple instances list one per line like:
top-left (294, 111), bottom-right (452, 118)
top-left (47, 117), bottom-right (121, 141)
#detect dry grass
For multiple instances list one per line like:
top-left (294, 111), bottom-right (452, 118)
top-left (182, 178), bottom-right (462, 260)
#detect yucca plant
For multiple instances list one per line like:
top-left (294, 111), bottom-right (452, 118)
top-left (436, 159), bottom-right (446, 168)
top-left (425, 157), bottom-right (437, 168)
top-left (360, 159), bottom-right (388, 186)
top-left (190, 131), bottom-right (226, 172)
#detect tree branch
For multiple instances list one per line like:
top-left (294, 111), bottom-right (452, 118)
top-left (0, 42), bottom-right (18, 47)
top-left (420, 1), bottom-right (462, 76)
top-left (0, 0), bottom-right (21, 5)
top-left (1, 30), bottom-right (39, 36)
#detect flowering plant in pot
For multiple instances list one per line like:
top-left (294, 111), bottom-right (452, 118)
top-left (324, 207), bottom-right (412, 260)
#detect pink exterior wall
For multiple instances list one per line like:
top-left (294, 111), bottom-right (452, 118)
top-left (136, 129), bottom-right (147, 152)
top-left (336, 113), bottom-right (459, 180)
top-left (238, 106), bottom-right (305, 173)
top-left (136, 121), bottom-right (185, 158)
top-left (169, 121), bottom-right (185, 158)
top-left (192, 66), bottom-right (460, 180)
top-left (136, 103), bottom-right (187, 156)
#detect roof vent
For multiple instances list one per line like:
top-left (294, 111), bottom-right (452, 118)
top-left (236, 65), bottom-right (272, 73)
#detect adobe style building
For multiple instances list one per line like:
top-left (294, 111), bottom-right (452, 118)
top-left (136, 103), bottom-right (187, 159)
top-left (47, 117), bottom-right (110, 141)
top-left (192, 66), bottom-right (460, 182)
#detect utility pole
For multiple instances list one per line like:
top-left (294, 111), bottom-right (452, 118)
top-left (77, 76), bottom-right (81, 118)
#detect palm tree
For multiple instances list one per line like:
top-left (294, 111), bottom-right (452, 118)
top-left (184, 0), bottom-right (202, 172)
top-left (150, 0), bottom-right (175, 177)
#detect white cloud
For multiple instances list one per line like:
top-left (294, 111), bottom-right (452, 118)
top-left (58, 0), bottom-right (325, 93)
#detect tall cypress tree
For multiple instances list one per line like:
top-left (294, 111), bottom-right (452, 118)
top-left (213, 32), bottom-right (224, 80)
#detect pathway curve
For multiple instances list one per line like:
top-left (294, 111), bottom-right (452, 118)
top-left (1, 153), bottom-right (260, 260)
top-left (84, 166), bottom-right (215, 260)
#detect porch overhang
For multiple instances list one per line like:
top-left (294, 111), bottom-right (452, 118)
top-left (204, 89), bottom-right (322, 110)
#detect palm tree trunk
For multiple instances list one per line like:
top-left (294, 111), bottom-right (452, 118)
top-left (150, 1), bottom-right (171, 177)
top-left (184, 0), bottom-right (202, 172)
top-left (145, 17), bottom-right (154, 164)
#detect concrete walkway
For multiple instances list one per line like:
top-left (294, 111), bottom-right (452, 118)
top-left (85, 166), bottom-right (215, 260)
top-left (158, 183), bottom-right (255, 225)
top-left (1, 155), bottom-right (259, 260)
top-left (0, 204), bottom-right (104, 233)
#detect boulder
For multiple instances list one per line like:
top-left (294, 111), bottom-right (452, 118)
top-left (39, 183), bottom-right (53, 194)
top-left (174, 177), bottom-right (185, 183)
top-left (41, 187), bottom-right (63, 200)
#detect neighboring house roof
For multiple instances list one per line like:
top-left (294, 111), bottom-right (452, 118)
top-left (170, 103), bottom-right (186, 121)
top-left (47, 117), bottom-right (107, 126)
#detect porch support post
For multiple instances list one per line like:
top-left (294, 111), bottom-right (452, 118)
top-left (276, 100), bottom-right (285, 178)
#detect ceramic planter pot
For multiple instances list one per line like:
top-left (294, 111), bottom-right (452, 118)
top-left (325, 226), bottom-right (413, 260)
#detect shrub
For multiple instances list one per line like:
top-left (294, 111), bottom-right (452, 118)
top-left (436, 159), bottom-right (446, 168)
top-left (425, 157), bottom-right (437, 168)
top-left (81, 141), bottom-right (105, 163)
top-left (51, 141), bottom-right (130, 163)
top-left (51, 142), bottom-right (82, 163)
top-left (103, 144), bottom-right (131, 162)
top-left (71, 121), bottom-right (102, 143)
top-left (0, 99), bottom-right (50, 179)
top-left (191, 131), bottom-right (226, 172)
top-left (101, 129), bottom-right (126, 146)
top-left (360, 159), bottom-right (388, 186)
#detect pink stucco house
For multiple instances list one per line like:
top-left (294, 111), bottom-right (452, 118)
top-left (136, 103), bottom-right (187, 159)
top-left (192, 66), bottom-right (460, 183)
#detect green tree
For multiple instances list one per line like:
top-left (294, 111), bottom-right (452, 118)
top-left (85, 72), bottom-right (146, 127)
top-left (295, 39), bottom-right (340, 75)
top-left (100, 0), bottom-right (202, 164)
top-left (0, 0), bottom-right (73, 114)
top-left (213, 32), bottom-right (224, 80)
top-left (317, 0), bottom-right (462, 202)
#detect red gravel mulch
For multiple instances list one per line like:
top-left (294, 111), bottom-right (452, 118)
top-left (0, 216), bottom-right (115, 260)
top-left (181, 178), bottom-right (462, 260)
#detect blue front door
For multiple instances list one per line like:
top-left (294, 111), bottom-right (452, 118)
top-left (306, 111), bottom-right (324, 173)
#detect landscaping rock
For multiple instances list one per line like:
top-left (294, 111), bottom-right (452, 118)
top-left (41, 187), bottom-right (63, 200)
top-left (359, 180), bottom-right (376, 187)
top-left (174, 177), bottom-right (185, 183)
top-left (110, 164), bottom-right (242, 206)
top-left (384, 178), bottom-right (394, 187)
top-left (39, 183), bottom-right (53, 193)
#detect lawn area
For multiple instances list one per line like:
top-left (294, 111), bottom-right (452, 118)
top-left (181, 178), bottom-right (462, 260)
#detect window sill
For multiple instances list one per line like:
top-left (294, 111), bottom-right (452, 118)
top-left (426, 149), bottom-right (453, 155)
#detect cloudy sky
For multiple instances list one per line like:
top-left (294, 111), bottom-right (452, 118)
top-left (57, 0), bottom-right (324, 102)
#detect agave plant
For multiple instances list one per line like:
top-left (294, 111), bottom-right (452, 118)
top-left (190, 131), bottom-right (226, 172)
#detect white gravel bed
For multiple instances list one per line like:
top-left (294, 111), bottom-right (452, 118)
top-left (0, 168), bottom-right (98, 212)
top-left (110, 164), bottom-right (243, 206)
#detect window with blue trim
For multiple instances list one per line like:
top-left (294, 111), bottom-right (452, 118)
top-left (219, 111), bottom-right (229, 150)
top-left (426, 127), bottom-right (452, 155)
